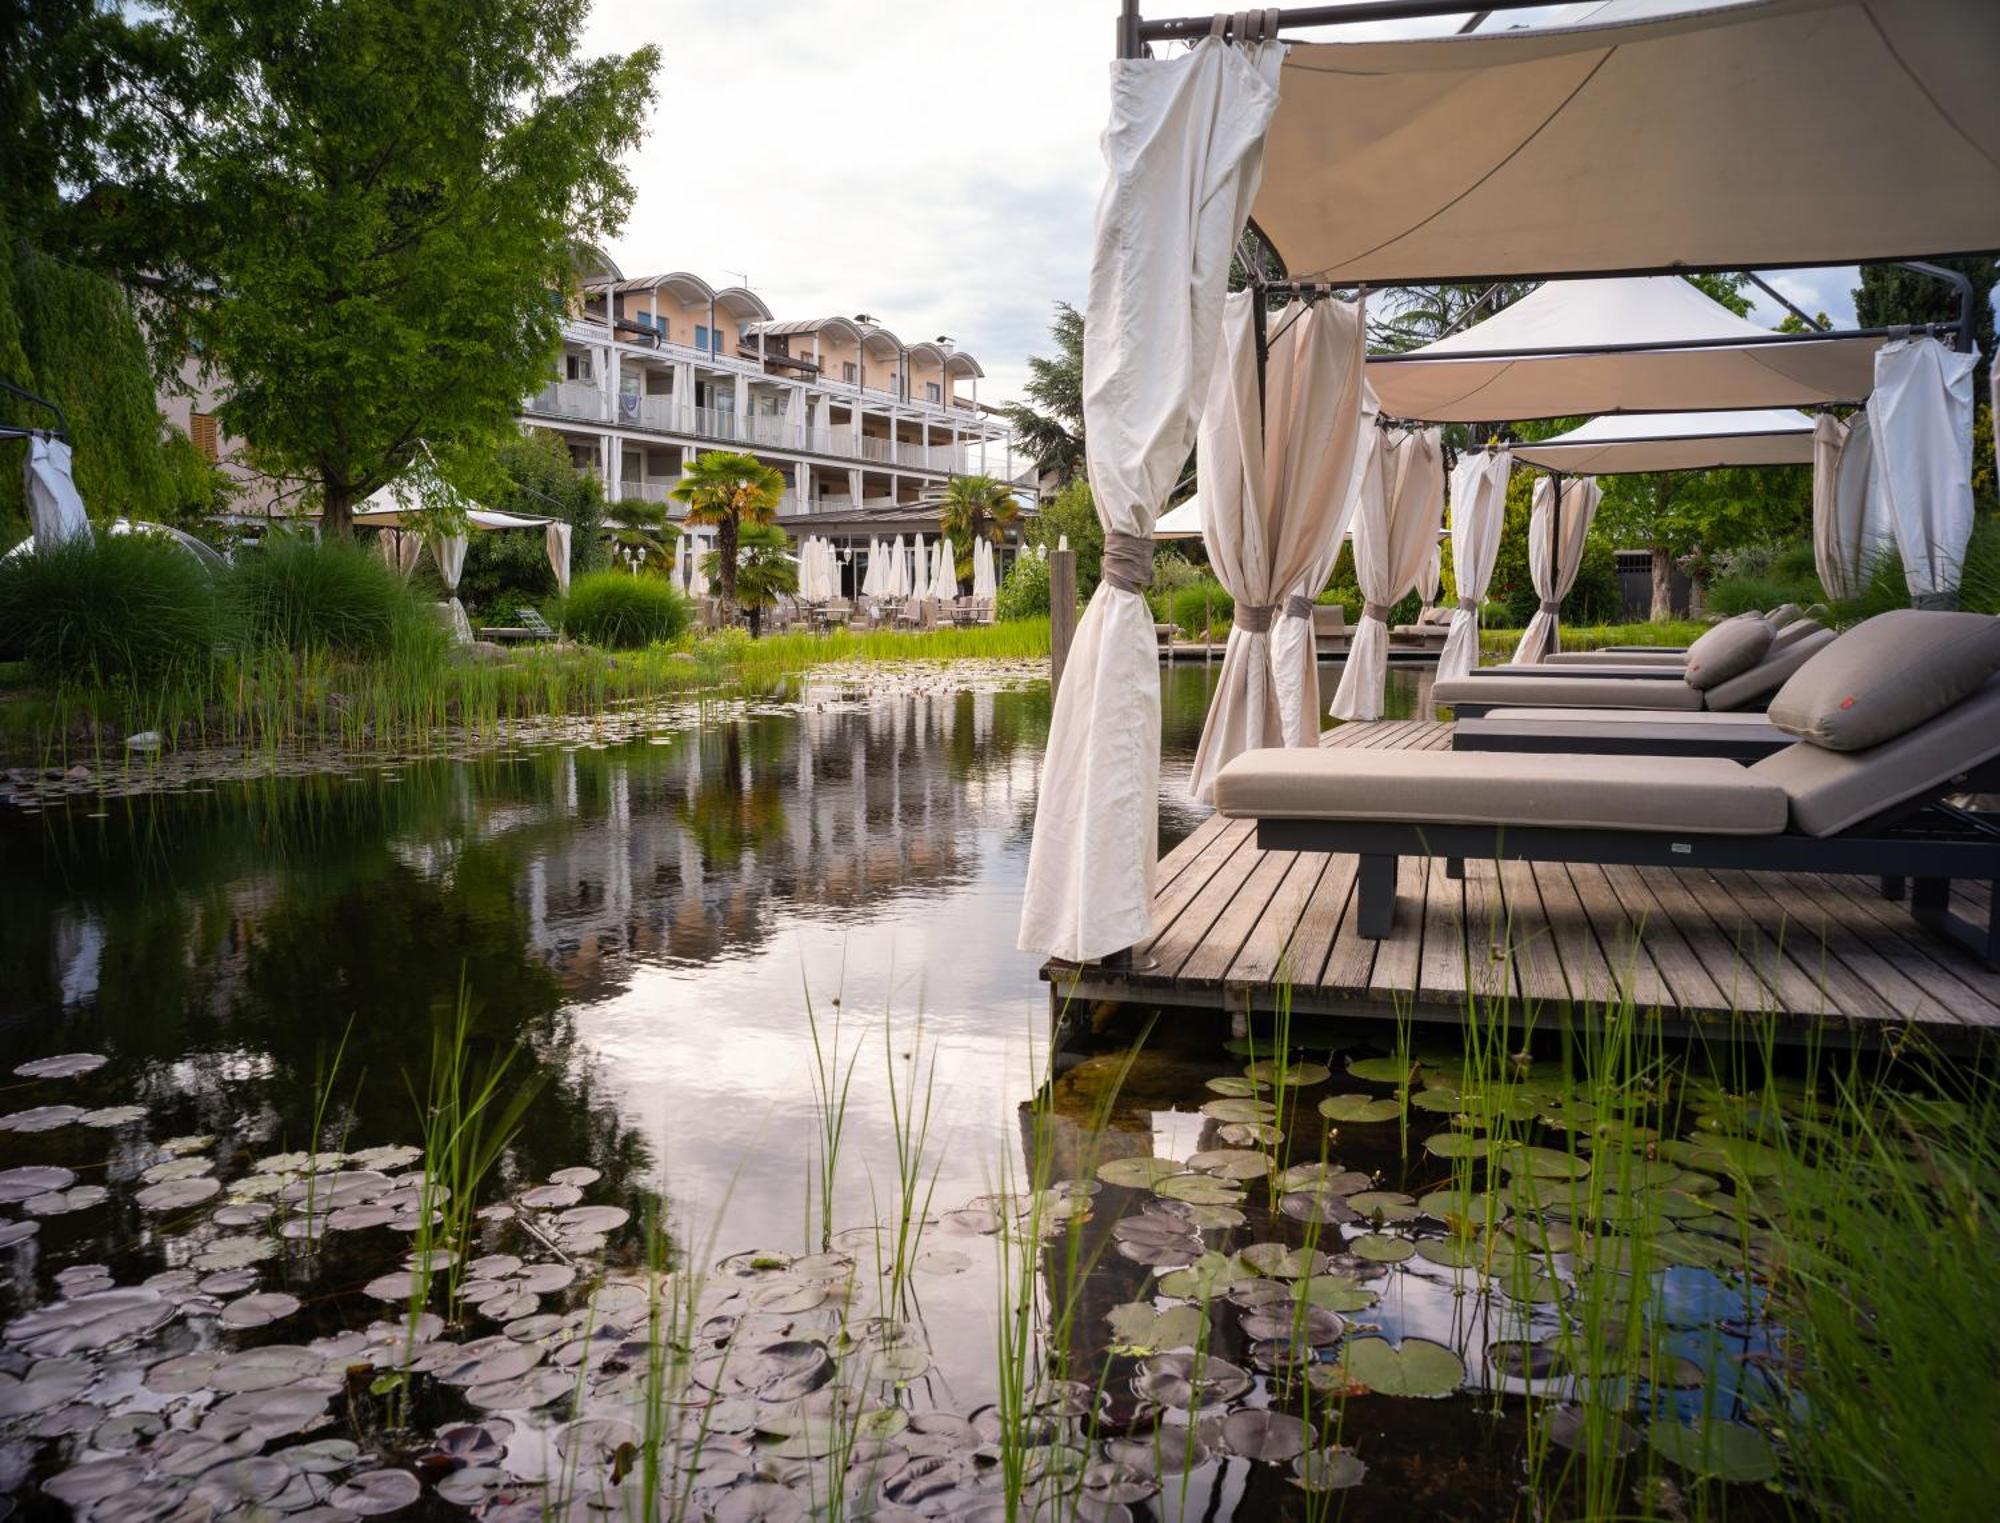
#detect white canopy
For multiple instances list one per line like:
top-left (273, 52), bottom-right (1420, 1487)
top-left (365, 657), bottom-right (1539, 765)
top-left (1513, 474), bottom-right (1603, 663)
top-left (1369, 277), bottom-right (1880, 423)
top-left (26, 437), bottom-right (91, 549)
top-left (1252, 0), bottom-right (2000, 285)
top-left (1154, 496), bottom-right (1204, 540)
top-left (1018, 33), bottom-right (1282, 965)
top-left (1436, 448), bottom-right (1513, 683)
top-left (352, 503), bottom-right (552, 532)
top-left (1512, 408), bottom-right (1817, 474)
top-left (1868, 335), bottom-right (1976, 607)
top-left (1188, 291), bottom-right (1370, 802)
top-left (1330, 427), bottom-right (1445, 720)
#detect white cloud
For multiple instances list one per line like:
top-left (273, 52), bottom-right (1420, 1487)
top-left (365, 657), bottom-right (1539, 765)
top-left (580, 1), bottom-right (1113, 404)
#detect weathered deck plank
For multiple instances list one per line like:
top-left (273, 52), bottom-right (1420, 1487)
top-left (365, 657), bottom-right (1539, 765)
top-left (1045, 718), bottom-right (1996, 1045)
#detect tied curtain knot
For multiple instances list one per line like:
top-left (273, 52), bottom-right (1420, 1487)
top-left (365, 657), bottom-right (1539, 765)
top-left (1458, 597), bottom-right (1480, 613)
top-left (1233, 602), bottom-right (1276, 633)
top-left (1101, 531), bottom-right (1153, 594)
top-left (1538, 598), bottom-right (1560, 614)
top-left (1361, 601), bottom-right (1392, 623)
top-left (1284, 594), bottom-right (1315, 620)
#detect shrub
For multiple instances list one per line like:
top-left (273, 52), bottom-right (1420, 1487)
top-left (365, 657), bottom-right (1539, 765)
top-left (1166, 579), bottom-right (1232, 639)
top-left (1317, 583), bottom-right (1361, 621)
top-left (228, 533), bottom-right (433, 657)
top-left (557, 570), bottom-right (690, 649)
top-left (0, 531), bottom-right (225, 686)
top-left (1830, 512), bottom-right (2000, 621)
top-left (995, 552), bottom-right (1051, 620)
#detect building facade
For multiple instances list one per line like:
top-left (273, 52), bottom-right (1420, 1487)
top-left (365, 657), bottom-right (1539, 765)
top-left (520, 255), bottom-right (1030, 579)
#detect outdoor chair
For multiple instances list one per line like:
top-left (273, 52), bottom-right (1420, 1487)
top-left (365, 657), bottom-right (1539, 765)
top-left (476, 606), bottom-right (558, 645)
top-left (1312, 604), bottom-right (1350, 656)
top-left (1214, 611), bottom-right (2000, 964)
top-left (1435, 620), bottom-right (1833, 717)
top-left (893, 598), bottom-right (922, 631)
top-left (1543, 605), bottom-right (1806, 666)
top-left (1391, 605), bottom-right (1453, 649)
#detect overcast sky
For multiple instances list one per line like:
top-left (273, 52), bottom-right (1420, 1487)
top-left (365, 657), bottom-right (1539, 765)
top-left (581, 2), bottom-right (1862, 407)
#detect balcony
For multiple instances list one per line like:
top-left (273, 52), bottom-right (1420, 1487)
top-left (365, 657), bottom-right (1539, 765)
top-left (531, 380), bottom-right (608, 422)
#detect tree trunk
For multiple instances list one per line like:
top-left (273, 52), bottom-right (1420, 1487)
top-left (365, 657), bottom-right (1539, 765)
top-left (748, 604), bottom-right (763, 639)
top-left (1650, 544), bottom-right (1675, 621)
top-left (717, 515), bottom-right (739, 623)
top-left (323, 478), bottom-right (355, 539)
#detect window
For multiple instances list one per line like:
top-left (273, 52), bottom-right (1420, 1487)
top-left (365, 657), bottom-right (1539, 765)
top-left (924, 381), bottom-right (942, 404)
top-left (696, 324), bottom-right (717, 353)
top-left (565, 353), bottom-right (594, 383)
top-left (189, 412), bottom-right (220, 461)
top-left (842, 362), bottom-right (858, 384)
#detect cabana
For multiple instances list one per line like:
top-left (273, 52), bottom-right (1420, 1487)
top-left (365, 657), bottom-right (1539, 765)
top-left (1020, 0), bottom-right (2000, 968)
top-left (350, 497), bottom-right (571, 644)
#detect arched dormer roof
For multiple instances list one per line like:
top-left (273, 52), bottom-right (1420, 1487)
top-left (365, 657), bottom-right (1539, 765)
top-left (743, 315), bottom-right (868, 347)
top-left (945, 351), bottom-right (985, 380)
top-left (714, 285), bottom-right (773, 322)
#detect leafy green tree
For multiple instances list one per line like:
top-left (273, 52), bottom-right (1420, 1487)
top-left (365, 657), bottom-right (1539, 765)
top-left (1592, 465), bottom-right (1811, 618)
top-left (672, 450), bottom-right (785, 615)
top-left (1001, 302), bottom-right (1085, 485)
top-left (937, 474), bottom-right (1021, 588)
top-left (1024, 478), bottom-right (1103, 598)
top-left (702, 521), bottom-right (796, 638)
top-left (458, 427), bottom-right (610, 613)
top-left (98, 0), bottom-right (656, 536)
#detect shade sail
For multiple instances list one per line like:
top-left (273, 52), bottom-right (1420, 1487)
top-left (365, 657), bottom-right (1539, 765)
top-left (1368, 277), bottom-right (1880, 422)
top-left (1019, 34), bottom-right (1282, 965)
top-left (1512, 408), bottom-right (1816, 474)
top-left (1155, 495), bottom-right (1204, 539)
top-left (1253, 0), bottom-right (2000, 285)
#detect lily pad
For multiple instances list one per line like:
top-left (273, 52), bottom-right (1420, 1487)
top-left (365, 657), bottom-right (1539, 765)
top-left (1319, 1093), bottom-right (1403, 1124)
top-left (1155, 1173), bottom-right (1244, 1206)
top-left (0, 1166), bottom-right (74, 1203)
top-left (1346, 1055), bottom-right (1418, 1084)
top-left (1132, 1351), bottom-right (1250, 1409)
top-left (1200, 1098), bottom-right (1276, 1124)
top-left (1349, 1233), bottom-right (1414, 1264)
top-left (135, 1176), bottom-right (221, 1212)
top-left (218, 1292), bottom-right (302, 1330)
top-left (1291, 1446), bottom-right (1368, 1491)
top-left (1204, 1076), bottom-right (1264, 1097)
top-left (1104, 1302), bottom-right (1205, 1354)
top-left (328, 1470), bottom-right (423, 1515)
top-left (0, 1105), bottom-right (84, 1133)
top-left (1422, 1131), bottom-right (1483, 1159)
top-left (1184, 1148), bottom-right (1270, 1180)
top-left (1245, 1059), bottom-right (1330, 1087)
top-left (1646, 1420), bottom-right (1778, 1482)
top-left (1301, 1274), bottom-right (1379, 1312)
top-left (1095, 1156), bottom-right (1179, 1189)
top-left (1240, 1242), bottom-right (1327, 1279)
top-left (1326, 1336), bottom-right (1466, 1398)
top-left (13, 1052), bottom-right (108, 1079)
top-left (1222, 1408), bottom-right (1313, 1462)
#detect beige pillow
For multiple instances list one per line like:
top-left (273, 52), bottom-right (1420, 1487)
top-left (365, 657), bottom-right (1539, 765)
top-left (1767, 609), bottom-right (2000, 750)
top-left (1766, 602), bottom-right (1803, 629)
top-left (1684, 615), bottom-right (1774, 691)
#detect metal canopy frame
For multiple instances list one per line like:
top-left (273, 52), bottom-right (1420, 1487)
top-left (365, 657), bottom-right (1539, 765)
top-left (0, 378), bottom-right (68, 442)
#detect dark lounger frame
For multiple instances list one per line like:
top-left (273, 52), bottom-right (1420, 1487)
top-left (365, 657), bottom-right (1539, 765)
top-left (1452, 717), bottom-right (1790, 762)
top-left (1253, 761), bottom-right (2000, 967)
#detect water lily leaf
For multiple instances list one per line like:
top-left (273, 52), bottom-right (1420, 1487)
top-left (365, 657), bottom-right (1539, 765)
top-left (1497, 1144), bottom-right (1590, 1180)
top-left (1096, 1156), bottom-right (1179, 1189)
top-left (518, 1183), bottom-right (583, 1209)
top-left (1422, 1131), bottom-right (1482, 1159)
top-left (1104, 1301), bottom-right (1205, 1354)
top-left (1301, 1274), bottom-right (1379, 1312)
top-left (1217, 1121), bottom-right (1283, 1146)
top-left (1319, 1093), bottom-right (1403, 1123)
top-left (1291, 1446), bottom-right (1367, 1491)
top-left (328, 1470), bottom-right (422, 1515)
top-left (0, 1358), bottom-right (95, 1417)
top-left (1486, 1340), bottom-right (1565, 1379)
top-left (1278, 1163), bottom-right (1370, 1194)
top-left (1346, 1055), bottom-right (1418, 1084)
top-left (713, 1482), bottom-right (807, 1523)
top-left (1346, 1190), bottom-right (1420, 1223)
top-left (1154, 1173), bottom-right (1244, 1206)
top-left (1349, 1233), bottom-right (1414, 1264)
top-left (1413, 1235), bottom-right (1485, 1270)
top-left (555, 1203), bottom-right (630, 1235)
top-left (80, 1105), bottom-right (148, 1127)
top-left (1646, 1420), bottom-right (1778, 1482)
top-left (1547, 1404), bottom-right (1641, 1460)
top-left (0, 1221), bottom-right (42, 1250)
top-left (1328, 1336), bottom-right (1465, 1398)
top-left (0, 1105), bottom-right (85, 1133)
top-left (13, 1053), bottom-right (108, 1079)
top-left (1280, 1187), bottom-right (1360, 1227)
top-left (0, 1166), bottom-right (74, 1203)
top-left (550, 1166), bottom-right (601, 1188)
top-left (1185, 1148), bottom-right (1270, 1180)
top-left (6, 1290), bottom-right (176, 1356)
top-left (218, 1292), bottom-right (302, 1330)
top-left (23, 1185), bottom-right (108, 1217)
top-left (1200, 1098), bottom-right (1277, 1124)
top-left (1240, 1242), bottom-right (1327, 1279)
top-left (1222, 1408), bottom-right (1313, 1462)
top-left (1240, 1306), bottom-right (1345, 1347)
top-left (1204, 1076), bottom-right (1264, 1097)
top-left (135, 1176), bottom-right (221, 1212)
top-left (1132, 1351), bottom-right (1250, 1409)
top-left (1156, 1253), bottom-right (1250, 1299)
top-left (1409, 1085), bottom-right (1465, 1113)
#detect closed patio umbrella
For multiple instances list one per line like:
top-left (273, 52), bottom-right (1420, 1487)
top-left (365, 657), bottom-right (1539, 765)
top-left (931, 535), bottom-right (959, 600)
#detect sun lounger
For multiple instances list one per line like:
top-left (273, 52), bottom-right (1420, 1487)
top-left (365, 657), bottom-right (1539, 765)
top-left (1454, 708), bottom-right (1790, 761)
top-left (1216, 612), bottom-right (2000, 963)
top-left (1438, 624), bottom-right (1834, 716)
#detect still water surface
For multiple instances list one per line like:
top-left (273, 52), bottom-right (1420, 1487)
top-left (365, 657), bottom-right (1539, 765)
top-left (0, 662), bottom-right (1782, 1519)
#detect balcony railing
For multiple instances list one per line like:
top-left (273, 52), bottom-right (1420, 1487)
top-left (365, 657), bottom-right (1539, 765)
top-left (525, 388), bottom-right (986, 475)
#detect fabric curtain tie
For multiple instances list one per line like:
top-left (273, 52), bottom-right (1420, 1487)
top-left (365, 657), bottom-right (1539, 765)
top-left (1538, 598), bottom-right (1560, 614)
top-left (1100, 530), bottom-right (1153, 594)
top-left (1283, 594), bottom-right (1315, 620)
top-left (1233, 602), bottom-right (1276, 633)
top-left (1361, 601), bottom-right (1392, 623)
top-left (1458, 597), bottom-right (1479, 613)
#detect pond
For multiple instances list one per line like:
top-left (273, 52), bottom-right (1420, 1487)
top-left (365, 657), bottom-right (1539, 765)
top-left (0, 660), bottom-right (1926, 1520)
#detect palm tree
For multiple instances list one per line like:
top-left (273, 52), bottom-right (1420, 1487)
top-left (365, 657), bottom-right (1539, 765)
top-left (702, 521), bottom-right (797, 638)
top-left (669, 450), bottom-right (786, 617)
top-left (937, 475), bottom-right (1022, 590)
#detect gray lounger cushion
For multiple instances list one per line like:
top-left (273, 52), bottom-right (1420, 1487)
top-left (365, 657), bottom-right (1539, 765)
top-left (1433, 676), bottom-right (1704, 710)
top-left (1752, 675), bottom-right (2000, 835)
top-left (1703, 625), bottom-right (1836, 711)
top-left (1766, 602), bottom-right (1804, 628)
top-left (1768, 616), bottom-right (1825, 653)
top-left (1546, 650), bottom-right (1689, 666)
top-left (1767, 609), bottom-right (2000, 751)
top-left (1684, 615), bottom-right (1774, 690)
top-left (1481, 707), bottom-right (1780, 733)
top-left (1214, 748), bottom-right (1786, 833)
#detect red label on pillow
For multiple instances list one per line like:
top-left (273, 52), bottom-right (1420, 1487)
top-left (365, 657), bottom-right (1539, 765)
top-left (1839, 695), bottom-right (1856, 709)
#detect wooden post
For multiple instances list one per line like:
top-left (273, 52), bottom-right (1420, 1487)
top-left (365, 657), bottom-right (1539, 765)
top-left (1049, 548), bottom-right (1079, 696)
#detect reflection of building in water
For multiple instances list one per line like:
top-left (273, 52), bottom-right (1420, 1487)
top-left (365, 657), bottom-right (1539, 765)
top-left (520, 691), bottom-right (1034, 1001)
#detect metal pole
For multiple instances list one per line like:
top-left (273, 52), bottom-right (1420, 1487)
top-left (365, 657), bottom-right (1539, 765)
top-left (1899, 260), bottom-right (1978, 353)
top-left (1251, 281), bottom-right (1270, 429)
top-left (1545, 470), bottom-right (1562, 661)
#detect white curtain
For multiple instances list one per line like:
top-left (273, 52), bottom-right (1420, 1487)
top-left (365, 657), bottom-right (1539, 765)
top-left (674, 534), bottom-right (689, 594)
top-left (429, 531), bottom-right (468, 594)
top-left (1436, 449), bottom-right (1512, 682)
top-left (377, 528), bottom-right (422, 580)
top-left (1416, 541), bottom-right (1441, 611)
top-left (1330, 428), bottom-right (1444, 721)
top-left (1868, 336), bottom-right (1976, 608)
top-left (545, 521), bottom-right (572, 595)
top-left (1188, 292), bottom-right (1369, 801)
top-left (1018, 34), bottom-right (1283, 964)
top-left (1510, 475), bottom-right (1601, 664)
top-left (26, 437), bottom-right (91, 549)
top-left (847, 468), bottom-right (864, 508)
top-left (1812, 412), bottom-right (1872, 601)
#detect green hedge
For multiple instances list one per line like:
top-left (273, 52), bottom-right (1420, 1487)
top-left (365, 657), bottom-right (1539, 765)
top-left (557, 570), bottom-right (690, 649)
top-left (996, 553), bottom-right (1051, 620)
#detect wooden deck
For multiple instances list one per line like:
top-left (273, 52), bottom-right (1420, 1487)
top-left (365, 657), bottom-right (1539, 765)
top-left (1047, 720), bottom-right (2000, 1047)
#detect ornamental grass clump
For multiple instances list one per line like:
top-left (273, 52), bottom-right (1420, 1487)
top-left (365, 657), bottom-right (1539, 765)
top-left (556, 570), bottom-right (690, 650)
top-left (0, 532), bottom-right (225, 687)
top-left (228, 533), bottom-right (436, 658)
